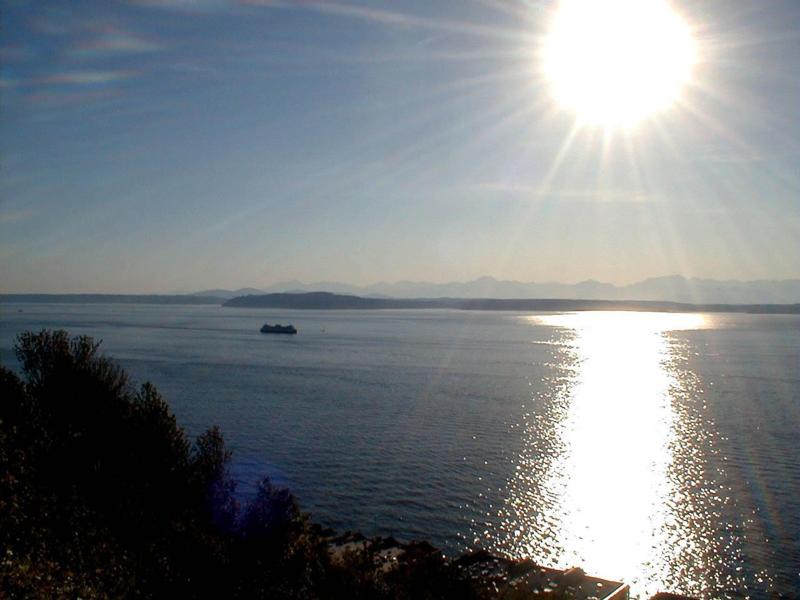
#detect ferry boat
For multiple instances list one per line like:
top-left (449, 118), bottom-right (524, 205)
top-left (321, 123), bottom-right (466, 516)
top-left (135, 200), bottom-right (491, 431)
top-left (260, 323), bottom-right (297, 335)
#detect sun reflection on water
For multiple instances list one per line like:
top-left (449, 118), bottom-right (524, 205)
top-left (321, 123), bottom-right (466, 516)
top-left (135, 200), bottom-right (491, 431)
top-left (499, 311), bottom-right (710, 597)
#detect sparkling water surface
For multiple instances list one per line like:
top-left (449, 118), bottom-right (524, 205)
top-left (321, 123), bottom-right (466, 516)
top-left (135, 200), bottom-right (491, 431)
top-left (1, 304), bottom-right (798, 598)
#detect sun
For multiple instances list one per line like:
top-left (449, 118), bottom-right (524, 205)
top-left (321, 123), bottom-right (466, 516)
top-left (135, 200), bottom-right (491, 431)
top-left (541, 0), bottom-right (696, 127)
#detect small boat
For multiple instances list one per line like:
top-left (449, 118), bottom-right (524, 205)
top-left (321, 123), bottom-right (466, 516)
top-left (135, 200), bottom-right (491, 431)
top-left (260, 323), bottom-right (297, 335)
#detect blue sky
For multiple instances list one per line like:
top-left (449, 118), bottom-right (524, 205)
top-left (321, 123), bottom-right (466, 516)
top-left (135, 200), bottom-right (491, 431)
top-left (1, 0), bottom-right (798, 293)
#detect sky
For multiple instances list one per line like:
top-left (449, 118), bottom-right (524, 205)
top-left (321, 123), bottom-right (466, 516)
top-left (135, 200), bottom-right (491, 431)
top-left (1, 0), bottom-right (798, 293)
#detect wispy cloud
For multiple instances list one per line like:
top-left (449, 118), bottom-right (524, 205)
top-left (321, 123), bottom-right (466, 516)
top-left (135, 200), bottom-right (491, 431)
top-left (71, 24), bottom-right (162, 58)
top-left (0, 69), bottom-right (135, 91)
top-left (239, 0), bottom-right (530, 40)
top-left (3, 70), bottom-right (138, 89)
top-left (28, 11), bottom-right (164, 59)
top-left (4, 14), bottom-right (150, 112)
top-left (40, 70), bottom-right (136, 86)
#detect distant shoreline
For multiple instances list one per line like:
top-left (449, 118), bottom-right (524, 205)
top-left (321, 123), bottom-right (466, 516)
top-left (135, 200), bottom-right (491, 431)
top-left (2, 292), bottom-right (799, 314)
top-left (0, 294), bottom-right (225, 305)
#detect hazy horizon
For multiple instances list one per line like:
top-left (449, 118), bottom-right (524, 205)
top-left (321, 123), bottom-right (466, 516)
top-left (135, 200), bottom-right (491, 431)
top-left (2, 1), bottom-right (799, 293)
top-left (3, 273), bottom-right (800, 305)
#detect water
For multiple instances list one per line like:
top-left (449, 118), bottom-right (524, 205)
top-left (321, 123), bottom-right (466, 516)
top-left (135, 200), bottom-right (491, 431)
top-left (1, 304), bottom-right (798, 599)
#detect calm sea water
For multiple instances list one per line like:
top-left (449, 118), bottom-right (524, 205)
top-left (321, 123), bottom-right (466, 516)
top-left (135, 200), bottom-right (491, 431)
top-left (1, 304), bottom-right (798, 599)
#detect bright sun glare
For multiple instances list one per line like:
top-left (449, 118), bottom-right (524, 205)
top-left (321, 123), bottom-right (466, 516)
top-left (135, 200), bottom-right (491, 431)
top-left (542, 0), bottom-right (697, 126)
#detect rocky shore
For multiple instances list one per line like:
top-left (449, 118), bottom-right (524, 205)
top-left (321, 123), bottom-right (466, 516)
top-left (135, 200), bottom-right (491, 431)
top-left (325, 531), bottom-right (695, 600)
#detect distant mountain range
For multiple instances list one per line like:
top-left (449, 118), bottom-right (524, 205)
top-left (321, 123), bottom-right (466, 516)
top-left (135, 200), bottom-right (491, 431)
top-left (194, 276), bottom-right (800, 305)
top-left (3, 276), bottom-right (797, 307)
